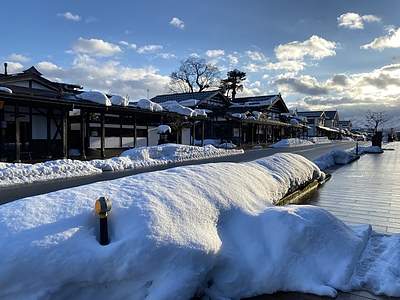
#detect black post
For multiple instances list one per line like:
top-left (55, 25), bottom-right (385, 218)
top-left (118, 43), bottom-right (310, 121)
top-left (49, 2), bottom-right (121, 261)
top-left (95, 197), bottom-right (112, 246)
top-left (99, 215), bottom-right (109, 246)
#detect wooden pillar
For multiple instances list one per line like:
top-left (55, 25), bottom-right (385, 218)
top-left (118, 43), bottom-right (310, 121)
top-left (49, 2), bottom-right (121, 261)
top-left (239, 123), bottom-right (242, 147)
top-left (0, 104), bottom-right (6, 161)
top-left (133, 114), bottom-right (137, 148)
top-left (61, 110), bottom-right (68, 158)
top-left (201, 120), bottom-right (205, 147)
top-left (46, 109), bottom-right (52, 158)
top-left (85, 112), bottom-right (90, 155)
top-left (100, 111), bottom-right (105, 158)
top-left (119, 114), bottom-right (123, 148)
top-left (80, 110), bottom-right (86, 158)
top-left (146, 119), bottom-right (149, 147)
top-left (192, 121), bottom-right (195, 146)
top-left (14, 103), bottom-right (21, 162)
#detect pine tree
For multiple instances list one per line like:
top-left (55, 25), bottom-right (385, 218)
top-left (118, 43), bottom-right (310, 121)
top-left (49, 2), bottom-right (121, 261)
top-left (219, 69), bottom-right (246, 100)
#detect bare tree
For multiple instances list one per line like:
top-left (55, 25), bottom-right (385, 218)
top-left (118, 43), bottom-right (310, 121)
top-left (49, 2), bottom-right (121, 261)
top-left (366, 110), bottom-right (389, 133)
top-left (165, 57), bottom-right (220, 93)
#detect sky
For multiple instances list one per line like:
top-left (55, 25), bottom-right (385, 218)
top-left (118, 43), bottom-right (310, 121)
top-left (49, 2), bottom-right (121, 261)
top-left (1, 143), bottom-right (398, 299)
top-left (2, 0), bottom-right (400, 119)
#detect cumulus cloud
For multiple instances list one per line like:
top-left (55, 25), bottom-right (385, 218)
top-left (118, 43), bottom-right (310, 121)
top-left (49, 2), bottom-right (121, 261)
top-left (205, 50), bottom-right (225, 57)
top-left (275, 35), bottom-right (337, 61)
top-left (246, 50), bottom-right (267, 62)
top-left (57, 12), bottom-right (81, 22)
top-left (7, 53), bottom-right (30, 62)
top-left (2, 61), bottom-right (24, 73)
top-left (72, 38), bottom-right (123, 57)
top-left (227, 54), bottom-right (239, 65)
top-left (119, 41), bottom-right (137, 50)
top-left (274, 75), bottom-right (330, 96)
top-left (169, 17), bottom-right (185, 29)
top-left (35, 54), bottom-right (170, 100)
top-left (280, 63), bottom-right (400, 117)
top-left (85, 17), bottom-right (97, 23)
top-left (361, 27), bottom-right (400, 51)
top-left (138, 45), bottom-right (163, 54)
top-left (337, 12), bottom-right (380, 30)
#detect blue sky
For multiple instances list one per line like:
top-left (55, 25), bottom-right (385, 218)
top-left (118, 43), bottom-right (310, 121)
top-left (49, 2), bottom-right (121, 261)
top-left (2, 0), bottom-right (400, 118)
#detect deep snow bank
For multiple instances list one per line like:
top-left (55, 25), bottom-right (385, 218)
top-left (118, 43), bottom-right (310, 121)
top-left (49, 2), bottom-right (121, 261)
top-left (0, 153), bottom-right (373, 299)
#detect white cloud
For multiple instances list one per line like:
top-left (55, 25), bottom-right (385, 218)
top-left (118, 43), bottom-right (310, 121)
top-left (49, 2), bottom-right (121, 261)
top-left (275, 35), bottom-right (337, 61)
top-left (57, 12), bottom-right (81, 22)
top-left (205, 50), bottom-right (225, 57)
top-left (157, 53), bottom-right (176, 59)
top-left (337, 12), bottom-right (380, 30)
top-left (48, 54), bottom-right (171, 99)
top-left (36, 61), bottom-right (61, 71)
top-left (119, 41), bottom-right (137, 50)
top-left (169, 17), bottom-right (185, 29)
top-left (267, 60), bottom-right (306, 72)
top-left (278, 63), bottom-right (400, 116)
top-left (246, 50), bottom-right (267, 62)
top-left (138, 45), bottom-right (163, 54)
top-left (227, 54), bottom-right (239, 65)
top-left (2, 61), bottom-right (23, 73)
top-left (85, 17), bottom-right (97, 23)
top-left (7, 53), bottom-right (30, 62)
top-left (361, 27), bottom-right (400, 51)
top-left (72, 38), bottom-right (122, 57)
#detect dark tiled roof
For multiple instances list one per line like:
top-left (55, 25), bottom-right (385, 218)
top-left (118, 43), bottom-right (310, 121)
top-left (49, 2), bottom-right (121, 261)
top-left (230, 95), bottom-right (278, 104)
top-left (324, 110), bottom-right (338, 119)
top-left (297, 111), bottom-right (324, 117)
top-left (150, 90), bottom-right (223, 104)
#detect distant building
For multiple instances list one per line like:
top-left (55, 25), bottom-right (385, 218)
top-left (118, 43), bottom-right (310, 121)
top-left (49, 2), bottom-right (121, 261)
top-left (297, 110), bottom-right (341, 139)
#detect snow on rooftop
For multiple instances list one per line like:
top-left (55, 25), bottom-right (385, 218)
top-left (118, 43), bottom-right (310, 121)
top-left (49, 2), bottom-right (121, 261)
top-left (0, 86), bottom-right (12, 94)
top-left (137, 98), bottom-right (163, 112)
top-left (178, 98), bottom-right (199, 107)
top-left (109, 94), bottom-right (129, 106)
top-left (76, 91), bottom-right (112, 106)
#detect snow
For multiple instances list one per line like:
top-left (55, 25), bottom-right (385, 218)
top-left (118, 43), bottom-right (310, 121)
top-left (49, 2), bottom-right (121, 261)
top-left (0, 86), bottom-right (12, 94)
top-left (1, 144), bottom-right (399, 299)
top-left (178, 98), bottom-right (199, 107)
top-left (167, 103), bottom-right (195, 117)
top-left (109, 94), bottom-right (129, 106)
top-left (0, 144), bottom-right (243, 187)
top-left (157, 125), bottom-right (171, 134)
top-left (269, 138), bottom-right (314, 148)
top-left (137, 98), bottom-right (163, 112)
top-left (76, 91), bottom-right (112, 106)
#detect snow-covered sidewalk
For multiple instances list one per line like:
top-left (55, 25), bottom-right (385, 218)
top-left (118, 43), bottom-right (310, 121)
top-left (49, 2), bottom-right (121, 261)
top-left (0, 144), bottom-right (243, 187)
top-left (0, 139), bottom-right (381, 188)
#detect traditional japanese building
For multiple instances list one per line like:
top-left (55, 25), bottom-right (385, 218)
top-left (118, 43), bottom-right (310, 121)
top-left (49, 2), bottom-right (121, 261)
top-left (0, 65), bottom-right (205, 162)
top-left (152, 92), bottom-right (306, 146)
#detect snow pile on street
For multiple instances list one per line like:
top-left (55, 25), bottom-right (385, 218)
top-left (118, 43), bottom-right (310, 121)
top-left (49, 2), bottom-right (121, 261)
top-left (0, 152), bottom-right (399, 299)
top-left (269, 138), bottom-right (314, 148)
top-left (0, 159), bottom-right (103, 187)
top-left (313, 146), bottom-right (383, 170)
top-left (307, 136), bottom-right (331, 144)
top-left (0, 144), bottom-right (243, 187)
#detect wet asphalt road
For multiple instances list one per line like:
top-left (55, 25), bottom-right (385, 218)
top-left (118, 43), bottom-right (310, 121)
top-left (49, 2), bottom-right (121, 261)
top-left (0, 141), bottom-right (363, 205)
